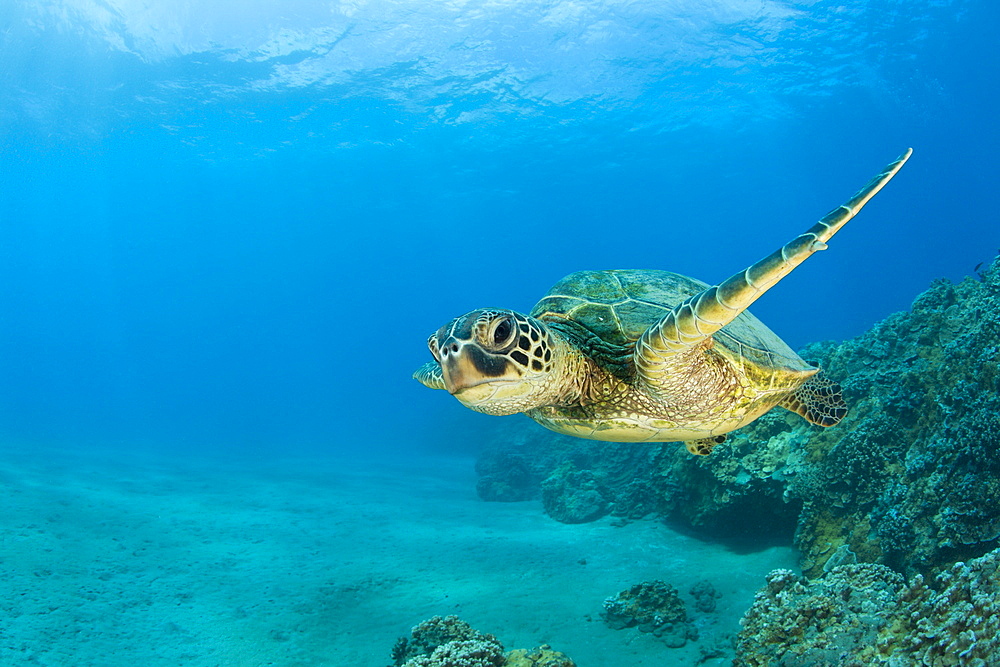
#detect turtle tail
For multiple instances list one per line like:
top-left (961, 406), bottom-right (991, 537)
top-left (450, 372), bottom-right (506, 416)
top-left (635, 148), bottom-right (912, 378)
top-left (780, 374), bottom-right (848, 427)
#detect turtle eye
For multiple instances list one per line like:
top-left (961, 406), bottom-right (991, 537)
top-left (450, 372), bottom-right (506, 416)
top-left (491, 317), bottom-right (515, 348)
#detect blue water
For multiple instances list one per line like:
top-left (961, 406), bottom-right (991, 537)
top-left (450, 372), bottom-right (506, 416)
top-left (2, 0), bottom-right (997, 456)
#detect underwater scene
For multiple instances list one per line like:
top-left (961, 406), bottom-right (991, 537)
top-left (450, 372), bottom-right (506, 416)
top-left (1, 1), bottom-right (999, 665)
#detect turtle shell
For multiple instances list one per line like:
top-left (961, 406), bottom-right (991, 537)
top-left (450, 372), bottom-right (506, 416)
top-left (530, 269), bottom-right (814, 375)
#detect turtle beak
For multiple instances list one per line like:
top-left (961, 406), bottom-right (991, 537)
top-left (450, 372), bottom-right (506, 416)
top-left (438, 336), bottom-right (514, 395)
top-left (441, 344), bottom-right (487, 394)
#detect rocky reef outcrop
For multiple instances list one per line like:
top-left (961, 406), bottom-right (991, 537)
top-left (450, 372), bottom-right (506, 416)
top-left (679, 257), bottom-right (1000, 578)
top-left (476, 258), bottom-right (1000, 578)
top-left (390, 616), bottom-right (575, 667)
top-left (735, 545), bottom-right (1000, 666)
top-left (475, 437), bottom-right (668, 521)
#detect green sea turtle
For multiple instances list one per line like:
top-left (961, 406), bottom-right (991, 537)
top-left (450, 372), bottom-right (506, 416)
top-left (414, 149), bottom-right (912, 455)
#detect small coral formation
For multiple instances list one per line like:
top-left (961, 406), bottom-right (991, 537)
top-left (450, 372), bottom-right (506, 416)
top-left (689, 579), bottom-right (722, 613)
top-left (735, 546), bottom-right (1000, 666)
top-left (392, 616), bottom-right (502, 667)
top-left (602, 581), bottom-right (697, 647)
top-left (390, 616), bottom-right (576, 667)
top-left (503, 645), bottom-right (575, 667)
top-left (402, 638), bottom-right (506, 667)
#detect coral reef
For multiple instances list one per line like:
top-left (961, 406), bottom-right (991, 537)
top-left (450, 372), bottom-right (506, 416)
top-left (390, 616), bottom-right (576, 667)
top-left (602, 580), bottom-right (697, 648)
top-left (734, 564), bottom-right (905, 666)
top-left (475, 258), bottom-right (1000, 577)
top-left (735, 545), bottom-right (1000, 666)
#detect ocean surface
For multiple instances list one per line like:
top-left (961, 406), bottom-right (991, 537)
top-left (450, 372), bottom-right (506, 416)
top-left (0, 1), bottom-right (997, 665)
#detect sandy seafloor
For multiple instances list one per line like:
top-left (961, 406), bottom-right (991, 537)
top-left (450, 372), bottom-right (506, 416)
top-left (0, 440), bottom-right (797, 666)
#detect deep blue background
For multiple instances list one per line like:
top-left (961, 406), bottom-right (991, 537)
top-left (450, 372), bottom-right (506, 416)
top-left (1, 0), bottom-right (997, 456)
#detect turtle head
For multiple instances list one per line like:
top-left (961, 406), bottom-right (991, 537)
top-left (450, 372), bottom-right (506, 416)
top-left (416, 308), bottom-right (559, 415)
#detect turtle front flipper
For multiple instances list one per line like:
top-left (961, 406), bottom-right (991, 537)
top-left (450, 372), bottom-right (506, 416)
top-left (635, 148), bottom-right (912, 380)
top-left (413, 361), bottom-right (447, 390)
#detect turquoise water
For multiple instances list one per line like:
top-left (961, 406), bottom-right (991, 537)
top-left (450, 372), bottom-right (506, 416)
top-left (0, 1), bottom-right (997, 665)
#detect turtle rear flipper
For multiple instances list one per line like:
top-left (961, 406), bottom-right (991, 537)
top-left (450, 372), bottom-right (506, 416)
top-left (685, 434), bottom-right (727, 456)
top-left (779, 374), bottom-right (848, 427)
